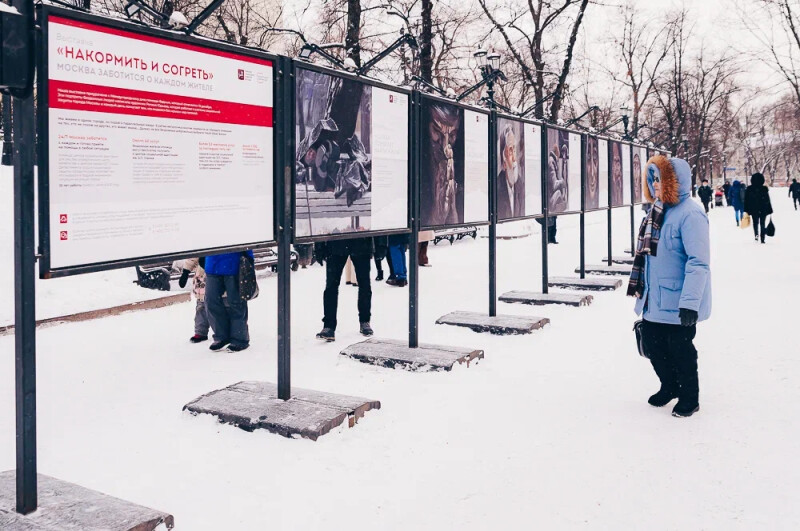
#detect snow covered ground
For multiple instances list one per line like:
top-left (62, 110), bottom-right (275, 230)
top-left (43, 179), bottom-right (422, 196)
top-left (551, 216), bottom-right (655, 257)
top-left (2, 174), bottom-right (799, 529)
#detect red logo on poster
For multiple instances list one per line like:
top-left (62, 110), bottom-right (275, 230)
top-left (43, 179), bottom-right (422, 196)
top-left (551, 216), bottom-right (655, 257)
top-left (60, 231), bottom-right (68, 241)
top-left (389, 95), bottom-right (394, 103)
top-left (237, 69), bottom-right (245, 80)
top-left (59, 214), bottom-right (68, 224)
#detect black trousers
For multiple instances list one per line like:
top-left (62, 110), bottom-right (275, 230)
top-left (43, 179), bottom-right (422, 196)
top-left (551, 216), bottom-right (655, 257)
top-left (323, 254), bottom-right (371, 329)
top-left (751, 213), bottom-right (767, 241)
top-left (642, 320), bottom-right (699, 405)
top-left (793, 197), bottom-right (799, 210)
top-left (702, 200), bottom-right (710, 213)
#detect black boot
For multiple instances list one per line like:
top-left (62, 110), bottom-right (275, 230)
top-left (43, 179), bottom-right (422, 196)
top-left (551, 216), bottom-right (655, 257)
top-left (375, 270), bottom-right (384, 281)
top-left (648, 387), bottom-right (678, 407)
top-left (672, 401), bottom-right (699, 418)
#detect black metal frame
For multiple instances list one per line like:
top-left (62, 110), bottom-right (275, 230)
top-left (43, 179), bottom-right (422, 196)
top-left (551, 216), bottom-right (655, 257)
top-left (493, 111), bottom-right (545, 225)
top-left (416, 91), bottom-right (491, 233)
top-left (36, 6), bottom-right (280, 279)
top-left (291, 60), bottom-right (414, 244)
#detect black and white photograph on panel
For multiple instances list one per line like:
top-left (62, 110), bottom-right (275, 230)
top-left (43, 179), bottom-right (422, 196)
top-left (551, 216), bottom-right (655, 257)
top-left (622, 143), bottom-right (632, 205)
top-left (585, 136), bottom-right (600, 210)
top-left (567, 132), bottom-right (582, 212)
top-left (420, 99), bottom-right (489, 228)
top-left (496, 117), bottom-right (525, 220)
top-left (598, 138), bottom-right (609, 208)
top-left (523, 122), bottom-right (543, 216)
top-left (295, 68), bottom-right (409, 238)
top-left (546, 128), bottom-right (570, 213)
top-left (610, 140), bottom-right (624, 207)
top-left (633, 146), bottom-right (644, 204)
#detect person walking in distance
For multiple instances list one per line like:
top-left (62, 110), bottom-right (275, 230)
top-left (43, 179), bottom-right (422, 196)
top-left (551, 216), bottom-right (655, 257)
top-left (698, 179), bottom-right (713, 213)
top-left (722, 180), bottom-right (731, 206)
top-left (205, 251), bottom-right (253, 351)
top-left (629, 155), bottom-right (711, 418)
top-left (316, 237), bottom-right (374, 342)
top-left (744, 173), bottom-right (773, 244)
top-left (729, 180), bottom-right (745, 226)
top-left (789, 178), bottom-right (800, 210)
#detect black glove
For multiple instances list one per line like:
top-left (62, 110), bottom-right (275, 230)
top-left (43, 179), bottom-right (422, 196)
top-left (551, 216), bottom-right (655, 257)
top-left (679, 308), bottom-right (698, 327)
top-left (178, 269), bottom-right (191, 289)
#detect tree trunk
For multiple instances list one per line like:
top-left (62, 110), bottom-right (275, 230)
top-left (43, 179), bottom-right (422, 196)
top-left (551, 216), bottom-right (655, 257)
top-left (549, 0), bottom-right (589, 122)
top-left (346, 0), bottom-right (362, 67)
top-left (420, 0), bottom-right (433, 83)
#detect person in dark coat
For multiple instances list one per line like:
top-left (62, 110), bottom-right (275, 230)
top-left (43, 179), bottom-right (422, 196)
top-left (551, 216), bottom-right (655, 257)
top-left (788, 178), bottom-right (800, 210)
top-left (205, 251), bottom-right (254, 351)
top-left (722, 180), bottom-right (731, 206)
top-left (316, 237), bottom-right (374, 341)
top-left (697, 179), bottom-right (713, 213)
top-left (729, 180), bottom-right (745, 226)
top-left (744, 173), bottom-right (773, 243)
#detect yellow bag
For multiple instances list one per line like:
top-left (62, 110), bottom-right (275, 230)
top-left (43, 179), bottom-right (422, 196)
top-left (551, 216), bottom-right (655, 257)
top-left (741, 213), bottom-right (751, 229)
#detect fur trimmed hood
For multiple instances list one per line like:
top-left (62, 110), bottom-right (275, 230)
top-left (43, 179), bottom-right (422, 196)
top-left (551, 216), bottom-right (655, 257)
top-left (642, 155), bottom-right (691, 205)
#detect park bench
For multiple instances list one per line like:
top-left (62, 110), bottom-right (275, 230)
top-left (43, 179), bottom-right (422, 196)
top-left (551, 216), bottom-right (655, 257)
top-left (135, 248), bottom-right (299, 291)
top-left (433, 226), bottom-right (478, 245)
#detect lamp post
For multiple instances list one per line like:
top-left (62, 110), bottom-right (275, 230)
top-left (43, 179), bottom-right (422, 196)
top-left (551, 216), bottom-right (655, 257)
top-left (620, 105), bottom-right (631, 140)
top-left (681, 134), bottom-right (689, 158)
top-left (456, 48), bottom-right (506, 106)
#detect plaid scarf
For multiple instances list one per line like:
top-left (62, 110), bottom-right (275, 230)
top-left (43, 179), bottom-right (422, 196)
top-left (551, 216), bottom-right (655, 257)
top-left (627, 200), bottom-right (666, 298)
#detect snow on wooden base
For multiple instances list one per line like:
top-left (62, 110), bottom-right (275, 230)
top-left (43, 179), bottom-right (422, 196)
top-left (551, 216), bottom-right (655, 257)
top-left (575, 264), bottom-right (631, 276)
top-left (602, 255), bottom-right (635, 265)
top-left (436, 311), bottom-right (549, 335)
top-left (499, 291), bottom-right (593, 307)
top-left (548, 276), bottom-right (623, 291)
top-left (0, 471), bottom-right (174, 530)
top-left (340, 338), bottom-right (484, 371)
top-left (183, 381), bottom-right (380, 441)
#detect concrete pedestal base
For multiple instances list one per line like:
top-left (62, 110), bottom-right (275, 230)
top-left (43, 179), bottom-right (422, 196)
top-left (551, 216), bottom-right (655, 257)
top-left (436, 311), bottom-right (549, 335)
top-left (602, 255), bottom-right (635, 265)
top-left (574, 264), bottom-right (631, 276)
top-left (499, 290), bottom-right (593, 307)
top-left (548, 276), bottom-right (623, 291)
top-left (184, 381), bottom-right (379, 441)
top-left (341, 338), bottom-right (484, 371)
top-left (0, 471), bottom-right (173, 530)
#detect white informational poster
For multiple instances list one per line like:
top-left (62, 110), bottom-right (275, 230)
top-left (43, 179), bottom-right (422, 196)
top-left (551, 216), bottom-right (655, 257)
top-left (523, 122), bottom-right (542, 216)
top-left (622, 144), bottom-right (632, 205)
top-left (598, 139), bottom-right (609, 208)
top-left (567, 133), bottom-right (582, 212)
top-left (46, 15), bottom-right (274, 270)
top-left (463, 110), bottom-right (489, 223)
top-left (371, 88), bottom-right (409, 231)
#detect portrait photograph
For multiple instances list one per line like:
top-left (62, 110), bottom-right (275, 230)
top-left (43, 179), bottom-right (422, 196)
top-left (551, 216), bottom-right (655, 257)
top-left (496, 117), bottom-right (525, 220)
top-left (585, 136), bottom-right (600, 210)
top-left (610, 141), bottom-right (624, 207)
top-left (547, 128), bottom-right (570, 213)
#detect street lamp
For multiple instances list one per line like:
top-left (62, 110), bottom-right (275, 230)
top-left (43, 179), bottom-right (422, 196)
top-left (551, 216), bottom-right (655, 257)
top-left (620, 105), bottom-right (631, 140)
top-left (456, 48), bottom-right (506, 108)
top-left (681, 134), bottom-right (689, 157)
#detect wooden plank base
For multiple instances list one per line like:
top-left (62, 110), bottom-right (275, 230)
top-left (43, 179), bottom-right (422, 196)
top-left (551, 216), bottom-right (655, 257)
top-left (499, 291), bottom-right (593, 307)
top-left (436, 311), bottom-right (549, 335)
top-left (575, 264), bottom-right (631, 276)
top-left (602, 255), bottom-right (635, 265)
top-left (183, 381), bottom-right (380, 441)
top-left (341, 338), bottom-right (484, 371)
top-left (549, 276), bottom-right (623, 291)
top-left (0, 471), bottom-right (173, 530)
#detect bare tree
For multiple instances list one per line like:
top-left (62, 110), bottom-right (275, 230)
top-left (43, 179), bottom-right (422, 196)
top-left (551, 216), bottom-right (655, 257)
top-left (476, 0), bottom-right (590, 120)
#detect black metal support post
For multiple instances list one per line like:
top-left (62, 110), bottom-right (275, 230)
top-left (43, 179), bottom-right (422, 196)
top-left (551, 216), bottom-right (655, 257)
top-left (541, 124), bottom-right (549, 294)
top-left (629, 145), bottom-right (635, 255)
top-left (276, 56), bottom-right (293, 401)
top-left (488, 109), bottom-right (497, 316)
top-left (409, 91), bottom-right (420, 348)
top-left (606, 142), bottom-right (613, 267)
top-left (2, 95), bottom-right (12, 166)
top-left (12, 0), bottom-right (37, 513)
top-left (579, 135), bottom-right (586, 279)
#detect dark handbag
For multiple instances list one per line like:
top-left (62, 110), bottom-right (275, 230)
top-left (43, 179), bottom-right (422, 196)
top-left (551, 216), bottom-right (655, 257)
top-left (765, 217), bottom-right (775, 237)
top-left (633, 320), bottom-right (649, 359)
top-left (238, 253), bottom-right (259, 300)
